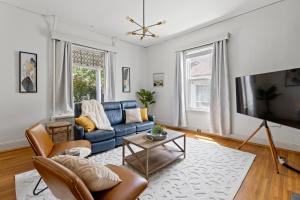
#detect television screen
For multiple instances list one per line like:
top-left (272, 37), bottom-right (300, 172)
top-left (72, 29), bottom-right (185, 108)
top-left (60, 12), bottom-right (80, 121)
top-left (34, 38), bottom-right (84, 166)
top-left (236, 67), bottom-right (300, 129)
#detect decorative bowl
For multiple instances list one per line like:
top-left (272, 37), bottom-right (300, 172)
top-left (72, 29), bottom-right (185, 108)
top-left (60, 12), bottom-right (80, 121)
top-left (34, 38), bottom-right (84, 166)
top-left (145, 130), bottom-right (167, 141)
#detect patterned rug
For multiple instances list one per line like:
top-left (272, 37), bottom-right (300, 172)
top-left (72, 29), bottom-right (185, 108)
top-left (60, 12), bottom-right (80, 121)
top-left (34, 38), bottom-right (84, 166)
top-left (15, 138), bottom-right (255, 200)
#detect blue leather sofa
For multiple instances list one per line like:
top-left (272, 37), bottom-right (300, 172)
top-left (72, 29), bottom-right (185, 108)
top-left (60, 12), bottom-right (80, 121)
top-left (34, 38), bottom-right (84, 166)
top-left (73, 100), bottom-right (155, 154)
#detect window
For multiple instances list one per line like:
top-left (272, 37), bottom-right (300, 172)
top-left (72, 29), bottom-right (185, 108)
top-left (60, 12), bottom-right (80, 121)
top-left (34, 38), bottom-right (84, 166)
top-left (72, 46), bottom-right (105, 102)
top-left (185, 45), bottom-right (213, 111)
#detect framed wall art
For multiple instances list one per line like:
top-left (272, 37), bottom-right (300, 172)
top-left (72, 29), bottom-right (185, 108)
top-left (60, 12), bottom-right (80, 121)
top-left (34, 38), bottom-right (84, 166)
top-left (285, 68), bottom-right (300, 86)
top-left (19, 51), bottom-right (37, 93)
top-left (122, 67), bottom-right (130, 93)
top-left (153, 73), bottom-right (164, 87)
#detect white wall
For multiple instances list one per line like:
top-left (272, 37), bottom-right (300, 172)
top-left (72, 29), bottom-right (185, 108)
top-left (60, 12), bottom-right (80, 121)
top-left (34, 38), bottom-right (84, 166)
top-left (145, 0), bottom-right (300, 151)
top-left (0, 3), bottom-right (147, 151)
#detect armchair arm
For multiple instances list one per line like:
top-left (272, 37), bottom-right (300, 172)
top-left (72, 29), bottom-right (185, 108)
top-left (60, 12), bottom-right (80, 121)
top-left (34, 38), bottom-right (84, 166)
top-left (148, 114), bottom-right (155, 122)
top-left (73, 125), bottom-right (85, 140)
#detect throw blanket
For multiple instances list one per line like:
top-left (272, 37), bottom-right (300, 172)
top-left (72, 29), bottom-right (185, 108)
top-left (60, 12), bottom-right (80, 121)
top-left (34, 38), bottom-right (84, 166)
top-left (81, 100), bottom-right (113, 131)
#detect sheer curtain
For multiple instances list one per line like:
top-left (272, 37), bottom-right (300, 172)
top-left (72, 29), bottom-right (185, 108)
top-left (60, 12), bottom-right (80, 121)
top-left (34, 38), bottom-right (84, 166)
top-left (54, 40), bottom-right (74, 115)
top-left (174, 51), bottom-right (187, 127)
top-left (104, 51), bottom-right (116, 102)
top-left (210, 39), bottom-right (231, 135)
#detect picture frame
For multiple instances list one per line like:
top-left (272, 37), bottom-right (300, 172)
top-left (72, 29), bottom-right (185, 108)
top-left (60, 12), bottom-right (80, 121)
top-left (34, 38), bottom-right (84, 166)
top-left (19, 51), bottom-right (37, 93)
top-left (153, 73), bottom-right (164, 87)
top-left (285, 68), bottom-right (300, 87)
top-left (122, 67), bottom-right (130, 93)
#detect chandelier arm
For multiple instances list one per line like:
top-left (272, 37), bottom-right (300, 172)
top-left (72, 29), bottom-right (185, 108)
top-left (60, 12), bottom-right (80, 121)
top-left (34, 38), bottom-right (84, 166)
top-left (132, 28), bottom-right (143, 33)
top-left (145, 29), bottom-right (156, 36)
top-left (131, 20), bottom-right (143, 29)
top-left (146, 23), bottom-right (161, 29)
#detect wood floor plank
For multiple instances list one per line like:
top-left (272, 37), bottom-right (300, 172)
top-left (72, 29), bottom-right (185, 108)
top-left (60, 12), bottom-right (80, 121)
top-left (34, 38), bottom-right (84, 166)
top-left (0, 131), bottom-right (299, 199)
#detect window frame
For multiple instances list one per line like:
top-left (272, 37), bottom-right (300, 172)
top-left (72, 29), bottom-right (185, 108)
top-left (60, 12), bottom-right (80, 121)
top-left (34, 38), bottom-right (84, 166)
top-left (184, 45), bottom-right (213, 112)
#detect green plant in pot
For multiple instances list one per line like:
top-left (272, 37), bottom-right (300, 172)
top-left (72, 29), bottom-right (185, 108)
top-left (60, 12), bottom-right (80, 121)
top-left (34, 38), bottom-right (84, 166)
top-left (152, 125), bottom-right (164, 135)
top-left (136, 89), bottom-right (156, 108)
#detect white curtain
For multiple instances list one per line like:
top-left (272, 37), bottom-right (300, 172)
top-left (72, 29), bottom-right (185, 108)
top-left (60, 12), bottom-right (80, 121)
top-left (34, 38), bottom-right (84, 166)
top-left (210, 39), bottom-right (231, 135)
top-left (104, 51), bottom-right (116, 102)
top-left (54, 40), bottom-right (74, 115)
top-left (174, 51), bottom-right (187, 127)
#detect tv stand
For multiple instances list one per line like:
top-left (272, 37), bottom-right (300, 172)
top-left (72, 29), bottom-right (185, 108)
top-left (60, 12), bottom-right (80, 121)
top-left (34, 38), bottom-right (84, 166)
top-left (238, 120), bottom-right (300, 174)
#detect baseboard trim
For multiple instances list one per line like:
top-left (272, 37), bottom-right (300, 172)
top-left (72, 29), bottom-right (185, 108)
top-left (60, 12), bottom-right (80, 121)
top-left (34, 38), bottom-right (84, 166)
top-left (160, 123), bottom-right (300, 154)
top-left (0, 139), bottom-right (29, 153)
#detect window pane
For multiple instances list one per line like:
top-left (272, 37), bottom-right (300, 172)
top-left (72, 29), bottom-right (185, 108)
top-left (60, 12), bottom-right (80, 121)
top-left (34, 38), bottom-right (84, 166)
top-left (190, 79), bottom-right (210, 109)
top-left (185, 45), bottom-right (213, 111)
top-left (73, 66), bottom-right (97, 102)
top-left (188, 53), bottom-right (212, 78)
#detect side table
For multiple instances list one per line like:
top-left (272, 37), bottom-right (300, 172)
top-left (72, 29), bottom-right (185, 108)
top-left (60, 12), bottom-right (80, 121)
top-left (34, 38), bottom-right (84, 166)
top-left (47, 121), bottom-right (72, 142)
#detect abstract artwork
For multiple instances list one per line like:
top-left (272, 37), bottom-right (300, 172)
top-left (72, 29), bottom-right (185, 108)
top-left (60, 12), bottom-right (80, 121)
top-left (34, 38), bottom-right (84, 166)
top-left (285, 68), bottom-right (300, 86)
top-left (153, 73), bottom-right (164, 87)
top-left (19, 51), bottom-right (37, 93)
top-left (122, 67), bottom-right (130, 93)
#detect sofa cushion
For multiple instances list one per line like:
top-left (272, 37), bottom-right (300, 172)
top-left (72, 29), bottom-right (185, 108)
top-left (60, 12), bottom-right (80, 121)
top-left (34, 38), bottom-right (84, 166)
top-left (135, 121), bottom-right (154, 132)
top-left (120, 100), bottom-right (138, 109)
top-left (91, 139), bottom-right (115, 154)
top-left (84, 129), bottom-right (115, 143)
top-left (113, 123), bottom-right (136, 137)
top-left (102, 102), bottom-right (123, 125)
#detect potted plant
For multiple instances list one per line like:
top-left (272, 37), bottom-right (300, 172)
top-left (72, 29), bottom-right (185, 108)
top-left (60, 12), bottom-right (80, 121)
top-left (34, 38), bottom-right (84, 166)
top-left (136, 89), bottom-right (156, 108)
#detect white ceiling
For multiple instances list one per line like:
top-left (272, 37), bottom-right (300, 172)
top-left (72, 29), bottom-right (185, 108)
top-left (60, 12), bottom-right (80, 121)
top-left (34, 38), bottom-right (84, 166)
top-left (3, 0), bottom-right (281, 47)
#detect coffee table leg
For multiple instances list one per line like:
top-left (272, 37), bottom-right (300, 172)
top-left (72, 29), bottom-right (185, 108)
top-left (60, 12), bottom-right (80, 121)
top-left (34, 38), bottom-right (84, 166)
top-left (122, 143), bottom-right (125, 165)
top-left (146, 149), bottom-right (149, 179)
top-left (184, 134), bottom-right (186, 158)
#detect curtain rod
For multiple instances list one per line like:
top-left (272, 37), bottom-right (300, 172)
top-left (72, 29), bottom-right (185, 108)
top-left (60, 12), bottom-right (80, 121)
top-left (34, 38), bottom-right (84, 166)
top-left (175, 32), bottom-right (230, 53)
top-left (51, 32), bottom-right (117, 53)
top-left (72, 43), bottom-right (108, 53)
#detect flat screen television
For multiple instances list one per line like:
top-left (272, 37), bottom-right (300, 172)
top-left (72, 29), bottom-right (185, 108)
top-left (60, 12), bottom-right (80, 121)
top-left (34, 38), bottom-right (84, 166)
top-left (236, 67), bottom-right (300, 129)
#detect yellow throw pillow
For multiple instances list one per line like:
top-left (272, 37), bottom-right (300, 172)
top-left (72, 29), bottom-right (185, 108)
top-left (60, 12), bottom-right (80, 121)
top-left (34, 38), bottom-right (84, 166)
top-left (140, 108), bottom-right (148, 121)
top-left (75, 116), bottom-right (96, 132)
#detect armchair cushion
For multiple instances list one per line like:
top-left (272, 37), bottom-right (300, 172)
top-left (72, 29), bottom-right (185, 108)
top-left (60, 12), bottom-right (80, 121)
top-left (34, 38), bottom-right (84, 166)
top-left (93, 164), bottom-right (148, 200)
top-left (113, 123), bottom-right (136, 137)
top-left (84, 129), bottom-right (115, 143)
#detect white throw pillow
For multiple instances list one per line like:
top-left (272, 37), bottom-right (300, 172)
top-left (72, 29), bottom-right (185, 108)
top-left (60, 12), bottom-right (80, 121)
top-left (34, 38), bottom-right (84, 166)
top-left (125, 108), bottom-right (143, 123)
top-left (52, 155), bottom-right (121, 192)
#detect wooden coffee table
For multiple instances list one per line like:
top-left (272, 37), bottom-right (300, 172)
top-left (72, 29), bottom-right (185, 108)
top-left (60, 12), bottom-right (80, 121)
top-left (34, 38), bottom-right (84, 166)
top-left (122, 129), bottom-right (186, 179)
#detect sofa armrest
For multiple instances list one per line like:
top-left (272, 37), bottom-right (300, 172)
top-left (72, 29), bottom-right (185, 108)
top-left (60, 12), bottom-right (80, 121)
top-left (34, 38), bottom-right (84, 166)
top-left (73, 125), bottom-right (85, 140)
top-left (148, 114), bottom-right (155, 122)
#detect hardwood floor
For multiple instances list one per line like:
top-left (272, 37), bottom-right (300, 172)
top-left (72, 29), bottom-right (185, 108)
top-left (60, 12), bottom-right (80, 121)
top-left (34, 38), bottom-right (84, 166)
top-left (0, 131), bottom-right (300, 200)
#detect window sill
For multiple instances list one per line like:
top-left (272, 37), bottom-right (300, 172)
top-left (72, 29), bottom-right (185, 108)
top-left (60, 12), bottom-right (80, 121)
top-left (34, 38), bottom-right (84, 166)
top-left (51, 113), bottom-right (74, 120)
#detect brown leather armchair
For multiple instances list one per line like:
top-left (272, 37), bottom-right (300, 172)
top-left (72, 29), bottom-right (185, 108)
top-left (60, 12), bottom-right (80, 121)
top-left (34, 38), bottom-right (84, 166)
top-left (25, 123), bottom-right (91, 157)
top-left (33, 156), bottom-right (148, 200)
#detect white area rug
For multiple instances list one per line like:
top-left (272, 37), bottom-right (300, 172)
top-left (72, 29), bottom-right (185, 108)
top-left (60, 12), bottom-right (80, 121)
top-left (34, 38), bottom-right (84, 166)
top-left (15, 138), bottom-right (255, 200)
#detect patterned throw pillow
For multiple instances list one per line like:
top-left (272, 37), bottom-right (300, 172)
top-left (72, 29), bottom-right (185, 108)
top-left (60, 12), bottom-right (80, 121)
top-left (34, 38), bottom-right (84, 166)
top-left (125, 108), bottom-right (143, 123)
top-left (52, 155), bottom-right (121, 192)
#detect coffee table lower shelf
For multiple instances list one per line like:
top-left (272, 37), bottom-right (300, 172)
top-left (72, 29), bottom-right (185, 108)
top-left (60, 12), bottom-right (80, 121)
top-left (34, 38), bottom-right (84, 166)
top-left (124, 146), bottom-right (184, 178)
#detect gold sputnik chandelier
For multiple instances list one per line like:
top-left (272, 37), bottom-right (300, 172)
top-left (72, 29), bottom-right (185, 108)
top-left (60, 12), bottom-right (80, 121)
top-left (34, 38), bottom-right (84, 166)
top-left (126, 0), bottom-right (166, 40)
